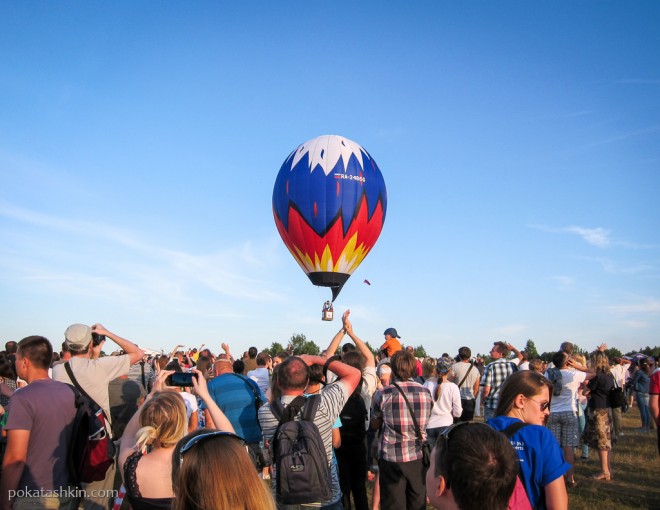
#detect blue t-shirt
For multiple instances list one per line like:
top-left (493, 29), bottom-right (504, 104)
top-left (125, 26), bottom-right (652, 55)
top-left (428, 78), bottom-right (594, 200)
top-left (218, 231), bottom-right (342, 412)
top-left (201, 373), bottom-right (266, 443)
top-left (488, 416), bottom-right (571, 510)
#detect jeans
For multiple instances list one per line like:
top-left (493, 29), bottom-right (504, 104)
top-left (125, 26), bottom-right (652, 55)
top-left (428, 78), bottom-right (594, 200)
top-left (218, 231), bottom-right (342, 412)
top-left (636, 391), bottom-right (651, 429)
top-left (483, 407), bottom-right (496, 422)
top-left (425, 426), bottom-right (450, 449)
top-left (578, 401), bottom-right (589, 457)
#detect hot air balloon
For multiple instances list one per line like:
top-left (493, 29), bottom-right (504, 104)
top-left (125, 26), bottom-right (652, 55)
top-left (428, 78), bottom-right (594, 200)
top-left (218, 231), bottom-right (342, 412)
top-left (273, 135), bottom-right (387, 305)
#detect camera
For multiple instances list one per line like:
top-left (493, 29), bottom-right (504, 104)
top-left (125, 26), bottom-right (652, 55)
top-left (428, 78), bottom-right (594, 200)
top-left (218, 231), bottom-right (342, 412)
top-left (166, 372), bottom-right (197, 388)
top-left (91, 332), bottom-right (106, 346)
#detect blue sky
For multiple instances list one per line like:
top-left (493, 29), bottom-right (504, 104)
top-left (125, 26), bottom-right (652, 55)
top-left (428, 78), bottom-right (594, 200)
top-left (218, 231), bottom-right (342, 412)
top-left (1, 1), bottom-right (659, 357)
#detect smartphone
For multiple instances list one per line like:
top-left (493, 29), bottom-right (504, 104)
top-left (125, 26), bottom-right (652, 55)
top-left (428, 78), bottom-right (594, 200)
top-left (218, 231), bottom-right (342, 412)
top-left (166, 372), bottom-right (196, 387)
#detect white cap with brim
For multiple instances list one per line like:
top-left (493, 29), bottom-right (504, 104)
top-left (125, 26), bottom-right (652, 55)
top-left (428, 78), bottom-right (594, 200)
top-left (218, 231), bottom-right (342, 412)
top-left (64, 323), bottom-right (92, 351)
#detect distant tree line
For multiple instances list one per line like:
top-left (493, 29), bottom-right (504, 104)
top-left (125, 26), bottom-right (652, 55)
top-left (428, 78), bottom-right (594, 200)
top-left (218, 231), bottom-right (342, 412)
top-left (264, 334), bottom-right (658, 363)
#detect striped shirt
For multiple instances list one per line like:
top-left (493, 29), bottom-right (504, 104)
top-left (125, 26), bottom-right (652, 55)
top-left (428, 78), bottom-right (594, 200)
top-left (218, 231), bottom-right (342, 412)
top-left (371, 380), bottom-right (433, 463)
top-left (258, 380), bottom-right (350, 506)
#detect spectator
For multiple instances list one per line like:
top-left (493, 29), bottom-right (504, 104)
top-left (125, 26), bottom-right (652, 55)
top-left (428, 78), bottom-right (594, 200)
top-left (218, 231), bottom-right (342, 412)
top-left (489, 370), bottom-right (570, 509)
top-left (247, 351), bottom-right (272, 395)
top-left (371, 350), bottom-right (433, 510)
top-left (426, 422), bottom-right (519, 510)
top-left (425, 360), bottom-right (462, 447)
top-left (272, 351), bottom-right (290, 368)
top-left (233, 359), bottom-right (245, 375)
top-left (529, 359), bottom-right (544, 373)
top-left (202, 353), bottom-right (267, 472)
top-left (649, 368), bottom-right (660, 455)
top-left (571, 353), bottom-right (591, 461)
top-left (519, 351), bottom-right (530, 371)
top-left (609, 357), bottom-right (629, 438)
top-left (632, 359), bottom-right (652, 431)
top-left (405, 346), bottom-right (423, 378)
top-left (324, 311), bottom-right (378, 510)
top-left (258, 354), bottom-right (361, 508)
top-left (421, 357), bottom-right (437, 386)
top-left (172, 428), bottom-right (275, 510)
top-left (380, 328), bottom-right (403, 358)
top-left (582, 351), bottom-right (614, 481)
top-left (52, 323), bottom-right (144, 510)
top-left (243, 346), bottom-right (258, 375)
top-left (128, 356), bottom-right (154, 393)
top-left (164, 362), bottom-right (198, 432)
top-left (450, 347), bottom-right (480, 422)
top-left (546, 351), bottom-right (595, 487)
top-left (120, 368), bottom-right (234, 510)
top-left (108, 373), bottom-right (146, 441)
top-left (0, 336), bottom-right (78, 510)
top-left (480, 342), bottom-right (523, 421)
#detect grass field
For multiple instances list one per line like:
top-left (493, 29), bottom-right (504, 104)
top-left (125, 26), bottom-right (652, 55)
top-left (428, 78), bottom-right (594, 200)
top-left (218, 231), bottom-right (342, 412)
top-left (564, 407), bottom-right (660, 510)
top-left (366, 405), bottom-right (660, 509)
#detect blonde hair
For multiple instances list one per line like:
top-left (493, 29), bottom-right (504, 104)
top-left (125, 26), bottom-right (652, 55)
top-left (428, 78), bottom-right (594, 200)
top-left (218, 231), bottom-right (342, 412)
top-left (422, 357), bottom-right (437, 379)
top-left (134, 391), bottom-right (188, 452)
top-left (590, 352), bottom-right (611, 374)
top-left (571, 353), bottom-right (587, 366)
top-left (172, 429), bottom-right (276, 510)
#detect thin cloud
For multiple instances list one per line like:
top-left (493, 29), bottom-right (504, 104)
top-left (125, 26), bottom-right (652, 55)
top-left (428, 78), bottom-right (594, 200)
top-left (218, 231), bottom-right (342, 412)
top-left (0, 201), bottom-right (285, 307)
top-left (623, 320), bottom-right (649, 329)
top-left (576, 256), bottom-right (655, 275)
top-left (564, 226), bottom-right (611, 247)
top-left (604, 300), bottom-right (660, 314)
top-left (550, 275), bottom-right (574, 290)
top-left (530, 224), bottom-right (611, 248)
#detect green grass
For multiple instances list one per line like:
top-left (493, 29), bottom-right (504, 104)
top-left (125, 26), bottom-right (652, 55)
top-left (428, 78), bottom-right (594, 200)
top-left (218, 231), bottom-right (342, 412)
top-left (566, 407), bottom-right (660, 510)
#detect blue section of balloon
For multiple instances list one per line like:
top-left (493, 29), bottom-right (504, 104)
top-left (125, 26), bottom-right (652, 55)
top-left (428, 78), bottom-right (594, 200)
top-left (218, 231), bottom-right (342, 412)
top-left (273, 146), bottom-right (387, 237)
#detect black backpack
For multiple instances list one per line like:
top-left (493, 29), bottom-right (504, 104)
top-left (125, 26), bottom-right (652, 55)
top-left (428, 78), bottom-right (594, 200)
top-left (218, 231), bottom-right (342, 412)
top-left (271, 395), bottom-right (332, 505)
top-left (64, 362), bottom-right (116, 485)
top-left (339, 387), bottom-right (367, 444)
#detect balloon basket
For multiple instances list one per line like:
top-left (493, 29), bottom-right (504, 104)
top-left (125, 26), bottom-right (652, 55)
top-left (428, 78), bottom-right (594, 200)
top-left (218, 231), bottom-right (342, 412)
top-left (321, 301), bottom-right (334, 321)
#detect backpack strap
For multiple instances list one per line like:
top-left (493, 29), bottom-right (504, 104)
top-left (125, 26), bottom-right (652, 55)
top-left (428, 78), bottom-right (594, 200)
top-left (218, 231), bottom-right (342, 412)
top-left (456, 363), bottom-right (474, 389)
top-left (301, 394), bottom-right (321, 422)
top-left (391, 381), bottom-right (423, 443)
top-left (229, 373), bottom-right (264, 413)
top-left (502, 420), bottom-right (528, 437)
top-left (273, 395), bottom-right (308, 425)
top-left (64, 362), bottom-right (110, 423)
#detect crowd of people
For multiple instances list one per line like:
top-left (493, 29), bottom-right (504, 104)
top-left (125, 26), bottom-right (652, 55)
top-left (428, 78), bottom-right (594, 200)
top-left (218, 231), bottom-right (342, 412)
top-left (0, 316), bottom-right (658, 510)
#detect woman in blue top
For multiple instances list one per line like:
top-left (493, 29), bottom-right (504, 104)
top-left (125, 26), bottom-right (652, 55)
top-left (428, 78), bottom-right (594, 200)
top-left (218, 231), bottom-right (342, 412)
top-left (488, 370), bottom-right (570, 510)
top-left (632, 359), bottom-right (652, 431)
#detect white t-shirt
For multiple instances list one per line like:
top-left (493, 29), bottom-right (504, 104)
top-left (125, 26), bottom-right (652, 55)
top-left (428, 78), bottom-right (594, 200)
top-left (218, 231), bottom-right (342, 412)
top-left (179, 391), bottom-right (198, 419)
top-left (610, 364), bottom-right (626, 387)
top-left (547, 369), bottom-right (586, 413)
top-left (427, 381), bottom-right (462, 428)
top-left (247, 367), bottom-right (270, 395)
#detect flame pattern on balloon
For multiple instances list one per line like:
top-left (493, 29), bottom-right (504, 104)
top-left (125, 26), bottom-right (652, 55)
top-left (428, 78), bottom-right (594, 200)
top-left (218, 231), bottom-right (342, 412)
top-left (273, 135), bottom-right (387, 300)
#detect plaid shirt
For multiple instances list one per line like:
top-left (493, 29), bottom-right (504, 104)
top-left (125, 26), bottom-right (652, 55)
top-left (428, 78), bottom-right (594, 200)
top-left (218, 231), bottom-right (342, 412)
top-left (371, 380), bottom-right (433, 463)
top-left (480, 358), bottom-right (519, 410)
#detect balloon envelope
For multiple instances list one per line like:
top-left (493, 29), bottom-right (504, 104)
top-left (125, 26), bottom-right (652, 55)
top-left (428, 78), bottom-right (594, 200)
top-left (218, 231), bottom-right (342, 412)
top-left (273, 135), bottom-right (387, 300)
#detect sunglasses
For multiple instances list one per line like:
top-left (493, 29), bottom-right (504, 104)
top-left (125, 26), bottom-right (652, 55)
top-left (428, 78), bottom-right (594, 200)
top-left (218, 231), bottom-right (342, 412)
top-left (526, 397), bottom-right (551, 411)
top-left (437, 422), bottom-right (474, 489)
top-left (179, 431), bottom-right (247, 464)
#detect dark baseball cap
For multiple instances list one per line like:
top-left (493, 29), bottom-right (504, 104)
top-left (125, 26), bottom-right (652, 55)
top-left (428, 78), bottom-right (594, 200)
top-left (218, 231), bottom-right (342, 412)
top-left (383, 327), bottom-right (400, 338)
